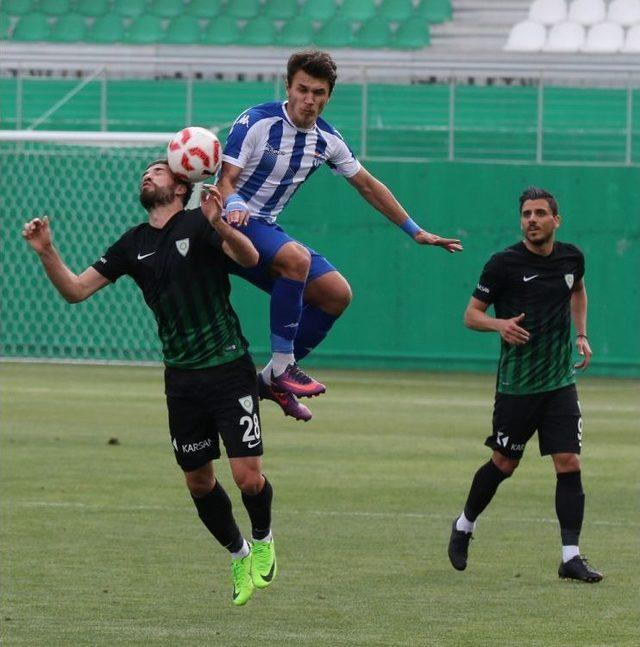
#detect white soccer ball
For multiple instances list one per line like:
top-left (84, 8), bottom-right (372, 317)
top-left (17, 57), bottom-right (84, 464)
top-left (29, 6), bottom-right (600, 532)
top-left (167, 126), bottom-right (221, 182)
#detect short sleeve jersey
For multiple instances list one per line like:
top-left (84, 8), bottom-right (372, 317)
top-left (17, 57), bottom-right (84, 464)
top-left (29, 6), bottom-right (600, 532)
top-left (92, 208), bottom-right (248, 369)
top-left (473, 241), bottom-right (585, 395)
top-left (222, 101), bottom-right (361, 223)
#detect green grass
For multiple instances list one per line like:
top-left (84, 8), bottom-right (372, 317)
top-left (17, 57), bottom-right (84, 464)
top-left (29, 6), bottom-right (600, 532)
top-left (2, 362), bottom-right (639, 646)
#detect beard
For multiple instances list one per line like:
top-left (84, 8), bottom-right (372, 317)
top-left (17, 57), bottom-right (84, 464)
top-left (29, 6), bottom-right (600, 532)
top-left (139, 184), bottom-right (176, 211)
top-left (525, 229), bottom-right (554, 246)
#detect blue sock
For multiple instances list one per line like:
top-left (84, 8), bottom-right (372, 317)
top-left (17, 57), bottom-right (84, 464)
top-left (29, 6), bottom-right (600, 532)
top-left (294, 304), bottom-right (339, 361)
top-left (270, 277), bottom-right (305, 353)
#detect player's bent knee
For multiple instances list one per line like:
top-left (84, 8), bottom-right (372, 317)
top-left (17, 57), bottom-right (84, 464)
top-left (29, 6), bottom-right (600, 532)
top-left (233, 470), bottom-right (263, 495)
top-left (492, 452), bottom-right (519, 475)
top-left (273, 243), bottom-right (311, 277)
top-left (554, 453), bottom-right (581, 473)
top-left (185, 472), bottom-right (216, 499)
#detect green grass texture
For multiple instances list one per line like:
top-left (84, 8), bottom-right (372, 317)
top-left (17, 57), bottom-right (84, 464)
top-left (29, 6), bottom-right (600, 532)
top-left (2, 362), bottom-right (639, 646)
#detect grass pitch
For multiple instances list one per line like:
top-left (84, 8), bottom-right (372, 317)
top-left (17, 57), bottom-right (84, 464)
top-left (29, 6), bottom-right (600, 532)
top-left (1, 362), bottom-right (639, 646)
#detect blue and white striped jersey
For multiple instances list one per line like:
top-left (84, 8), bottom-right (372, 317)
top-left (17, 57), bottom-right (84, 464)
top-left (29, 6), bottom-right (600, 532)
top-left (222, 101), bottom-right (361, 223)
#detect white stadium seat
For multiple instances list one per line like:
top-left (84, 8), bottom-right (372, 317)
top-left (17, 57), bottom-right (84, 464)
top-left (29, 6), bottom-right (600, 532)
top-left (504, 20), bottom-right (547, 51)
top-left (608, 0), bottom-right (640, 26)
top-left (543, 21), bottom-right (585, 51)
top-left (582, 21), bottom-right (624, 52)
top-left (621, 23), bottom-right (640, 51)
top-left (568, 0), bottom-right (607, 25)
top-left (529, 0), bottom-right (568, 25)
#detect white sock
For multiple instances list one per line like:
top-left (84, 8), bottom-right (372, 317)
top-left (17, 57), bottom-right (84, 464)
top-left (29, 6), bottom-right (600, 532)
top-left (231, 539), bottom-right (250, 560)
top-left (456, 512), bottom-right (475, 533)
top-left (253, 530), bottom-right (273, 543)
top-left (271, 352), bottom-right (294, 377)
top-left (562, 545), bottom-right (580, 563)
top-left (260, 362), bottom-right (273, 385)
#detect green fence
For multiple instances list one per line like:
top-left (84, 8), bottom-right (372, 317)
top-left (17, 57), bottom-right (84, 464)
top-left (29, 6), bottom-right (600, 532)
top-left (1, 142), bottom-right (638, 377)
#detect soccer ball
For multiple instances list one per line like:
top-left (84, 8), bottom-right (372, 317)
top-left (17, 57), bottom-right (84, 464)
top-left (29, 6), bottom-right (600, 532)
top-left (167, 126), bottom-right (221, 182)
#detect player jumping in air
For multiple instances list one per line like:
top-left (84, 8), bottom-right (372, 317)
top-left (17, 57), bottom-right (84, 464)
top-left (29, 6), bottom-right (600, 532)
top-left (23, 161), bottom-right (276, 606)
top-left (447, 187), bottom-right (603, 583)
top-left (217, 50), bottom-right (463, 422)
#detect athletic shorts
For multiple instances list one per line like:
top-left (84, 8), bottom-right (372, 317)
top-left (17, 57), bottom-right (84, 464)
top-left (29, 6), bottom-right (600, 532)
top-left (486, 384), bottom-right (583, 459)
top-left (226, 217), bottom-right (336, 293)
top-left (165, 354), bottom-right (263, 471)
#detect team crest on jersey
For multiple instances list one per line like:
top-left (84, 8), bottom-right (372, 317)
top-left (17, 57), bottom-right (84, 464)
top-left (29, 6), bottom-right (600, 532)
top-left (564, 273), bottom-right (574, 289)
top-left (176, 238), bottom-right (190, 257)
top-left (238, 396), bottom-right (254, 414)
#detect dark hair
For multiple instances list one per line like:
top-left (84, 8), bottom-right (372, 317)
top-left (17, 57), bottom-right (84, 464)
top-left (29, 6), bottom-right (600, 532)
top-left (286, 50), bottom-right (338, 95)
top-left (519, 186), bottom-right (558, 215)
top-left (145, 159), bottom-right (194, 206)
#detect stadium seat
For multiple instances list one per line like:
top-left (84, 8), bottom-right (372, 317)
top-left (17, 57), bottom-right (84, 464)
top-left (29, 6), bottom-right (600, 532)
top-left (279, 16), bottom-right (315, 46)
top-left (0, 13), bottom-right (12, 39)
top-left (125, 14), bottom-right (165, 44)
top-left (201, 15), bottom-right (241, 45)
top-left (504, 20), bottom-right (546, 51)
top-left (76, 0), bottom-right (109, 17)
top-left (165, 14), bottom-right (201, 44)
top-left (608, 0), bottom-right (640, 26)
top-left (187, 0), bottom-right (223, 18)
top-left (582, 21), bottom-right (624, 52)
top-left (264, 0), bottom-right (299, 20)
top-left (379, 0), bottom-right (414, 22)
top-left (529, 0), bottom-right (568, 25)
top-left (242, 16), bottom-right (277, 46)
top-left (414, 0), bottom-right (452, 23)
top-left (3, 0), bottom-right (34, 16)
top-left (113, 0), bottom-right (147, 18)
top-left (621, 23), bottom-right (640, 51)
top-left (394, 19), bottom-right (430, 48)
top-left (49, 13), bottom-right (87, 41)
top-left (40, 0), bottom-right (70, 16)
top-left (314, 17), bottom-right (354, 46)
top-left (86, 14), bottom-right (125, 42)
top-left (340, 0), bottom-right (377, 22)
top-left (150, 0), bottom-right (184, 19)
top-left (300, 0), bottom-right (336, 22)
top-left (354, 17), bottom-right (392, 48)
top-left (543, 20), bottom-right (585, 51)
top-left (12, 13), bottom-right (50, 40)
top-left (227, 0), bottom-right (261, 20)
top-left (568, 0), bottom-right (606, 25)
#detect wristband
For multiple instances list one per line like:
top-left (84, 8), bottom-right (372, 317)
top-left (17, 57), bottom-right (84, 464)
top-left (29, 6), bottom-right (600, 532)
top-left (224, 193), bottom-right (248, 214)
top-left (576, 334), bottom-right (588, 339)
top-left (399, 217), bottom-right (422, 238)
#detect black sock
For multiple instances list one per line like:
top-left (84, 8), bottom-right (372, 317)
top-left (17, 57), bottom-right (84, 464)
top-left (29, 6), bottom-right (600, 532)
top-left (463, 460), bottom-right (512, 523)
top-left (555, 470), bottom-right (584, 546)
top-left (242, 477), bottom-right (273, 540)
top-left (191, 480), bottom-right (244, 553)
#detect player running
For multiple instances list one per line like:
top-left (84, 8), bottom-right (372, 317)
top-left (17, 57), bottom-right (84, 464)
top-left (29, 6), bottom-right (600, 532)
top-left (23, 161), bottom-right (277, 606)
top-left (447, 186), bottom-right (603, 583)
top-left (217, 50), bottom-right (463, 422)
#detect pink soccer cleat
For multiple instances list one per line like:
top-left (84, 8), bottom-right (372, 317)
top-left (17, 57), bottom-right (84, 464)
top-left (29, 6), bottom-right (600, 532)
top-left (258, 373), bottom-right (313, 422)
top-left (270, 363), bottom-right (326, 398)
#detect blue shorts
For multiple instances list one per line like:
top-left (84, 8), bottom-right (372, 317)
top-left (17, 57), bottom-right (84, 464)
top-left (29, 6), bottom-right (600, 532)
top-left (226, 217), bottom-right (336, 293)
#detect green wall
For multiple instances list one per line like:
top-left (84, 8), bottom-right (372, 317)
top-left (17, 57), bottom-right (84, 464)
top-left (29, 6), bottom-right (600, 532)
top-left (2, 155), bottom-right (638, 377)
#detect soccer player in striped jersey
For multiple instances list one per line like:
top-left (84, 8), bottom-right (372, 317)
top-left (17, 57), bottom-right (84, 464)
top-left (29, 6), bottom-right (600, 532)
top-left (447, 187), bottom-right (602, 583)
top-left (218, 50), bottom-right (463, 422)
top-left (23, 161), bottom-right (277, 606)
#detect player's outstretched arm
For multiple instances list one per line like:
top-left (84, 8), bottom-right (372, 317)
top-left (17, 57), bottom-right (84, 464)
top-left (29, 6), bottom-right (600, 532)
top-left (201, 185), bottom-right (258, 268)
top-left (346, 167), bottom-right (463, 253)
top-left (217, 162), bottom-right (250, 227)
top-left (464, 297), bottom-right (530, 345)
top-left (22, 216), bottom-right (109, 303)
top-left (571, 279), bottom-right (592, 370)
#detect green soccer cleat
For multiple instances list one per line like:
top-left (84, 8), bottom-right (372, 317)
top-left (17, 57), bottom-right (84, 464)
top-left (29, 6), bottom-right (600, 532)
top-left (251, 539), bottom-right (277, 589)
top-left (231, 549), bottom-right (254, 606)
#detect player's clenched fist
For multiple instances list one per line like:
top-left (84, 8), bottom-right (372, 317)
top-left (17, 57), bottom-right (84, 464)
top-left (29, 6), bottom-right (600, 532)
top-left (22, 216), bottom-right (52, 253)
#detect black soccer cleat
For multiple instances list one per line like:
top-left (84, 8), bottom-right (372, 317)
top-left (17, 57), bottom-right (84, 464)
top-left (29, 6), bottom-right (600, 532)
top-left (448, 518), bottom-right (473, 571)
top-left (558, 555), bottom-right (603, 583)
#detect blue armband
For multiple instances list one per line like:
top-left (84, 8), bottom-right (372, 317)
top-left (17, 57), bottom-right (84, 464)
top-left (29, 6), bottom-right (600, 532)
top-left (224, 193), bottom-right (248, 214)
top-left (400, 217), bottom-right (422, 238)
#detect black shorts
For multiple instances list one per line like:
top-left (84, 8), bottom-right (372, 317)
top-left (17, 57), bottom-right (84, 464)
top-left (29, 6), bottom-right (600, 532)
top-left (165, 354), bottom-right (262, 471)
top-left (486, 384), bottom-right (582, 459)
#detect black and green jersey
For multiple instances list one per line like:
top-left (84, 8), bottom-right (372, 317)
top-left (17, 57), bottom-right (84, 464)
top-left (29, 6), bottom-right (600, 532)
top-left (473, 241), bottom-right (585, 395)
top-left (93, 208), bottom-right (248, 369)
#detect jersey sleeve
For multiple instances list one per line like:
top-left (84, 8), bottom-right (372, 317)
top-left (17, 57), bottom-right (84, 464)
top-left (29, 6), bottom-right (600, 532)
top-left (91, 232), bottom-right (131, 283)
top-left (472, 254), bottom-right (506, 304)
top-left (575, 248), bottom-right (585, 284)
top-left (222, 108), bottom-right (261, 169)
top-left (325, 129), bottom-right (361, 178)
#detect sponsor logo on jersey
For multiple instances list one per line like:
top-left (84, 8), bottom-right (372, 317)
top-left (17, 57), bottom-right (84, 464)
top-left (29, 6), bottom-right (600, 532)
top-left (476, 283), bottom-right (490, 294)
top-left (182, 438), bottom-right (212, 453)
top-left (564, 273), bottom-right (574, 289)
top-left (265, 143), bottom-right (286, 157)
top-left (137, 251), bottom-right (156, 260)
top-left (99, 257), bottom-right (107, 264)
top-left (239, 396), bottom-right (254, 414)
top-left (523, 274), bottom-right (539, 282)
top-left (176, 238), bottom-right (190, 257)
top-left (496, 431), bottom-right (509, 448)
